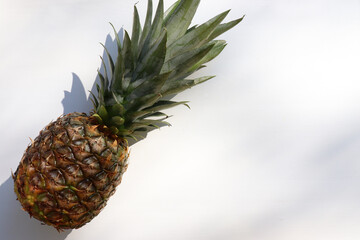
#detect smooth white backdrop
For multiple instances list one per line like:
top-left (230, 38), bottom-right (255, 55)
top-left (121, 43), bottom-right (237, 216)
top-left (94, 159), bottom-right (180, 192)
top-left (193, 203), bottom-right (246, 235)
top-left (0, 0), bottom-right (360, 239)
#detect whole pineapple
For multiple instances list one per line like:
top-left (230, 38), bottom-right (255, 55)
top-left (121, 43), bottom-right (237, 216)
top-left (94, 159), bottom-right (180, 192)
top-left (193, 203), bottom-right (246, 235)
top-left (13, 0), bottom-right (243, 230)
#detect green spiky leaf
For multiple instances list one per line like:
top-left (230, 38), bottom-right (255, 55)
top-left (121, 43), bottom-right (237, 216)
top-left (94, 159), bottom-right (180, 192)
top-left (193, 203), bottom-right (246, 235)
top-left (163, 43), bottom-right (215, 79)
top-left (166, 10), bottom-right (230, 59)
top-left (128, 72), bottom-right (171, 100)
top-left (111, 40), bottom-right (125, 94)
top-left (189, 40), bottom-right (227, 72)
top-left (134, 29), bottom-right (167, 81)
top-left (100, 43), bottom-right (115, 77)
top-left (111, 116), bottom-right (125, 126)
top-left (139, 0), bottom-right (153, 50)
top-left (164, 0), bottom-right (200, 45)
top-left (131, 5), bottom-right (142, 60)
top-left (97, 105), bottom-right (109, 121)
top-left (161, 76), bottom-right (215, 96)
top-left (110, 23), bottom-right (122, 53)
top-left (91, 0), bottom-right (243, 140)
top-left (208, 15), bottom-right (245, 40)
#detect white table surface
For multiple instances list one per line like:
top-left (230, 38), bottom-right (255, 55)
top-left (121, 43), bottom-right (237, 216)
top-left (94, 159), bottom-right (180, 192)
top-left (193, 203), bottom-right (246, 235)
top-left (0, 0), bottom-right (360, 239)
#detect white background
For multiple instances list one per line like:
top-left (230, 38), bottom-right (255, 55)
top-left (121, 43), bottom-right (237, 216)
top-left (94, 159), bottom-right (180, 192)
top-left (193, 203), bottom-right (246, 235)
top-left (1, 0), bottom-right (360, 239)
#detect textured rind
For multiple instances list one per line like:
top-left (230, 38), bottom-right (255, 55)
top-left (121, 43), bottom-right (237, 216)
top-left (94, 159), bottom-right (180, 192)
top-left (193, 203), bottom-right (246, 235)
top-left (13, 112), bottom-right (129, 230)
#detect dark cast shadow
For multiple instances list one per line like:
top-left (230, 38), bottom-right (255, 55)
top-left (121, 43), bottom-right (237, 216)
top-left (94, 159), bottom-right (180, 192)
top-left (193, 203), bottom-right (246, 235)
top-left (62, 72), bottom-right (91, 115)
top-left (62, 29), bottom-right (123, 116)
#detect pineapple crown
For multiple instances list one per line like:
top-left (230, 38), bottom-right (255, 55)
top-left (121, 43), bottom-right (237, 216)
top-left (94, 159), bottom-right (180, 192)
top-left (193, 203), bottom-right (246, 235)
top-left (91, 0), bottom-right (244, 140)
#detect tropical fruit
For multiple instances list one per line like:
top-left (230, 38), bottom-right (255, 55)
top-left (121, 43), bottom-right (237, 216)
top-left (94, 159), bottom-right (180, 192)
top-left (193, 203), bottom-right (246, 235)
top-left (13, 0), bottom-right (243, 230)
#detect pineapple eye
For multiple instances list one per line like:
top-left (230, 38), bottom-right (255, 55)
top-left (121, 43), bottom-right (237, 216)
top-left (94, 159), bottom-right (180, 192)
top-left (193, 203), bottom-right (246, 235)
top-left (77, 179), bottom-right (96, 192)
top-left (60, 188), bottom-right (78, 202)
top-left (46, 211), bottom-right (63, 221)
top-left (30, 173), bottom-right (46, 189)
top-left (92, 171), bottom-right (109, 190)
top-left (82, 156), bottom-right (101, 169)
top-left (55, 146), bottom-right (74, 159)
top-left (87, 193), bottom-right (102, 204)
top-left (64, 164), bottom-right (83, 177)
top-left (48, 169), bottom-right (66, 185)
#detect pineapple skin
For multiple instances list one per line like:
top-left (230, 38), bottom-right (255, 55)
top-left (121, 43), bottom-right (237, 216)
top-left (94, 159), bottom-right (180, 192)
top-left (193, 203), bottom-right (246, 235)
top-left (13, 112), bottom-right (129, 230)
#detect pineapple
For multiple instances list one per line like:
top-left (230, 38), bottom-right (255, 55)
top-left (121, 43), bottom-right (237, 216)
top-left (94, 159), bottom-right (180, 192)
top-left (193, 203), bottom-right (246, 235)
top-left (13, 0), bottom-right (243, 230)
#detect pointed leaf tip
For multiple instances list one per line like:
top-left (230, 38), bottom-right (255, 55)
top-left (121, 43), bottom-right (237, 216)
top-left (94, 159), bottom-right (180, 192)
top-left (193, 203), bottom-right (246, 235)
top-left (109, 22), bottom-right (122, 51)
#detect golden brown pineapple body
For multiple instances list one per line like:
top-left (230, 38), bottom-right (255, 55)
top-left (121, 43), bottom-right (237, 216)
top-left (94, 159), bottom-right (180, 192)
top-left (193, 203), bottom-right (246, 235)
top-left (13, 112), bottom-right (129, 229)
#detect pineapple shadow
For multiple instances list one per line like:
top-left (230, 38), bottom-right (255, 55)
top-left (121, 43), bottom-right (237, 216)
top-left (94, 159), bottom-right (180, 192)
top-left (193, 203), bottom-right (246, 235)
top-left (62, 28), bottom-right (122, 116)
